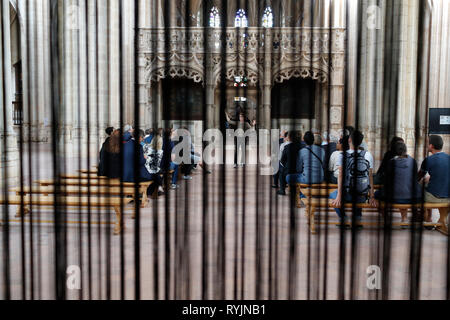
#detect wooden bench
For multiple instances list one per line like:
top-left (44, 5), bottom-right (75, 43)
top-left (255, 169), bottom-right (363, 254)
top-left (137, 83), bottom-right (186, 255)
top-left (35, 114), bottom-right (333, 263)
top-left (292, 183), bottom-right (382, 208)
top-left (0, 195), bottom-right (132, 235)
top-left (61, 173), bottom-right (107, 180)
top-left (10, 184), bottom-right (146, 211)
top-left (77, 169), bottom-right (98, 174)
top-left (303, 198), bottom-right (449, 235)
top-left (35, 179), bottom-right (153, 207)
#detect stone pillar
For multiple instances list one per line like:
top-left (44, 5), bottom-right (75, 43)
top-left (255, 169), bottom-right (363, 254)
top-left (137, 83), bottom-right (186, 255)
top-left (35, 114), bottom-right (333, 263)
top-left (97, 0), bottom-right (109, 132)
top-left (0, 0), bottom-right (19, 186)
top-left (261, 28), bottom-right (272, 130)
top-left (205, 42), bottom-right (216, 128)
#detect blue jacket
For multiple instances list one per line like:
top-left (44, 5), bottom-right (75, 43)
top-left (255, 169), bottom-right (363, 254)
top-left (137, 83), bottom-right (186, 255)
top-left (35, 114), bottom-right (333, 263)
top-left (144, 134), bottom-right (154, 145)
top-left (296, 145), bottom-right (326, 184)
top-left (123, 132), bottom-right (132, 143)
top-left (122, 139), bottom-right (152, 182)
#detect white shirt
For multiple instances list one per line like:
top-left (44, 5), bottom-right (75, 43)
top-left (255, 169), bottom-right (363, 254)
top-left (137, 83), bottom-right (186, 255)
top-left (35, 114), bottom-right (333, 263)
top-left (336, 149), bottom-right (374, 169)
top-left (328, 150), bottom-right (342, 178)
top-left (279, 141), bottom-right (292, 161)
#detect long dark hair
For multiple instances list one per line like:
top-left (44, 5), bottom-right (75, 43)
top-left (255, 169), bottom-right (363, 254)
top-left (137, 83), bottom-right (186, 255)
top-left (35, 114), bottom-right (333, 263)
top-left (106, 130), bottom-right (121, 154)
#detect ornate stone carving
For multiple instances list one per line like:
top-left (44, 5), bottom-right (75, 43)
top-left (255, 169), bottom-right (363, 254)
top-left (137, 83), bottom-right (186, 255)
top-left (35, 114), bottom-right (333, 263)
top-left (139, 27), bottom-right (345, 87)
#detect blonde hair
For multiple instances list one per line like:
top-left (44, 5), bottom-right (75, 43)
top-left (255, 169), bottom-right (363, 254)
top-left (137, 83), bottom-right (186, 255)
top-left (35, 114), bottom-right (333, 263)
top-left (150, 135), bottom-right (163, 151)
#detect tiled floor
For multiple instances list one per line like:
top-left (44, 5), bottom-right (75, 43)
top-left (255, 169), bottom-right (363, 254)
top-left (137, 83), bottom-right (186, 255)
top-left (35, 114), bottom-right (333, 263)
top-left (0, 144), bottom-right (448, 300)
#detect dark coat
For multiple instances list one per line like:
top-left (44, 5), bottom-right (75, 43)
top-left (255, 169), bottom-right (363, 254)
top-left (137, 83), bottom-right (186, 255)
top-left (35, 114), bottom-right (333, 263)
top-left (280, 142), bottom-right (304, 174)
top-left (122, 139), bottom-right (151, 182)
top-left (98, 147), bottom-right (121, 179)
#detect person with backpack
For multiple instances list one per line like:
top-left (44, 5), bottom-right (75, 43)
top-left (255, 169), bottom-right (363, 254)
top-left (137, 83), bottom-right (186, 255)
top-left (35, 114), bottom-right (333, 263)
top-left (286, 131), bottom-right (325, 185)
top-left (329, 130), bottom-right (377, 225)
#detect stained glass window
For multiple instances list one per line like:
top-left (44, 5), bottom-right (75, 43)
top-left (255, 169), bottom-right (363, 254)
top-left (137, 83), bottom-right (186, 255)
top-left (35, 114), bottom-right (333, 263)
top-left (262, 7), bottom-right (273, 28)
top-left (235, 9), bottom-right (248, 28)
top-left (209, 6), bottom-right (220, 27)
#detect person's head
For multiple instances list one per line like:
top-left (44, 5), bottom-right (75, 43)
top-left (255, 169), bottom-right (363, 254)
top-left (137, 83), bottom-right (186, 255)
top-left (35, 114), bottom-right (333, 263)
top-left (106, 130), bottom-right (121, 154)
top-left (337, 137), bottom-right (343, 151)
top-left (105, 127), bottom-right (114, 136)
top-left (344, 126), bottom-right (355, 137)
top-left (280, 130), bottom-right (287, 139)
top-left (287, 130), bottom-right (301, 143)
top-left (314, 134), bottom-right (323, 146)
top-left (150, 134), bottom-right (163, 151)
top-left (389, 136), bottom-right (404, 152)
top-left (303, 131), bottom-right (315, 146)
top-left (340, 135), bottom-right (350, 151)
top-left (163, 128), bottom-right (172, 139)
top-left (239, 113), bottom-right (245, 122)
top-left (349, 130), bottom-right (364, 149)
top-left (145, 128), bottom-right (154, 136)
top-left (428, 135), bottom-right (444, 153)
top-left (393, 141), bottom-right (407, 157)
top-left (157, 128), bottom-right (163, 136)
top-left (133, 129), bottom-right (145, 142)
top-left (124, 124), bottom-right (133, 133)
top-left (329, 132), bottom-right (339, 144)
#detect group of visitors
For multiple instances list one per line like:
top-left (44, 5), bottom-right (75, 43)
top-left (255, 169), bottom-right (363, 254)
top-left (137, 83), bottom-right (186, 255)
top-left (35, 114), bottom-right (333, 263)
top-left (98, 125), bottom-right (210, 197)
top-left (274, 127), bottom-right (449, 227)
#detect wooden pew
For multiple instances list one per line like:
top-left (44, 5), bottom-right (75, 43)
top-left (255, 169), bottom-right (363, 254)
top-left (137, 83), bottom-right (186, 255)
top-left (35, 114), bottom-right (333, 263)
top-left (303, 198), bottom-right (449, 235)
top-left (0, 195), bottom-right (132, 235)
top-left (77, 169), bottom-right (98, 174)
top-left (292, 183), bottom-right (382, 208)
top-left (34, 179), bottom-right (153, 207)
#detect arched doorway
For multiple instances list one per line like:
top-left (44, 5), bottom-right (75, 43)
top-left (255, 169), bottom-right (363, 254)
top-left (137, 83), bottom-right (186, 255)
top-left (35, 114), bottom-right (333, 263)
top-left (10, 2), bottom-right (22, 126)
top-left (271, 78), bottom-right (316, 119)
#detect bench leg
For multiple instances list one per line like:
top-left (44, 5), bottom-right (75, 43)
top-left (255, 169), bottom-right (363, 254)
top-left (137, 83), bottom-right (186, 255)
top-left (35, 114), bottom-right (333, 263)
top-left (296, 185), bottom-right (302, 209)
top-left (308, 205), bottom-right (316, 234)
top-left (113, 206), bottom-right (122, 235)
top-left (140, 189), bottom-right (149, 208)
top-left (15, 205), bottom-right (30, 218)
top-left (436, 208), bottom-right (449, 236)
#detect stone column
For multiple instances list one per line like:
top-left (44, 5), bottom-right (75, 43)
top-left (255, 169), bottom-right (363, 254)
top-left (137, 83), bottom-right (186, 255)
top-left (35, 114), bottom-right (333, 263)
top-left (97, 0), bottom-right (109, 133)
top-left (0, 0), bottom-right (19, 186)
top-left (205, 34), bottom-right (216, 128)
top-left (261, 28), bottom-right (272, 130)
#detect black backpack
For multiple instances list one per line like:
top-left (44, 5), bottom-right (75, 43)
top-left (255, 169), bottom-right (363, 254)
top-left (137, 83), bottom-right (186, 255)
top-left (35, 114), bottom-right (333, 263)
top-left (343, 150), bottom-right (371, 196)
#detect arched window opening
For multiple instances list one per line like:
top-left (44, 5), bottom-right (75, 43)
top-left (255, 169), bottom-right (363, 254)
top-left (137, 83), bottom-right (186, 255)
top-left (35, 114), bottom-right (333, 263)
top-left (209, 6), bottom-right (220, 27)
top-left (234, 9), bottom-right (248, 28)
top-left (262, 7), bottom-right (273, 28)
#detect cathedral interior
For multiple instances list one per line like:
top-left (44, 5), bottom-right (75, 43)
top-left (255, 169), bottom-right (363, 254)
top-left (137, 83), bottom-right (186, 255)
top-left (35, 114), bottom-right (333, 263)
top-left (0, 0), bottom-right (449, 301)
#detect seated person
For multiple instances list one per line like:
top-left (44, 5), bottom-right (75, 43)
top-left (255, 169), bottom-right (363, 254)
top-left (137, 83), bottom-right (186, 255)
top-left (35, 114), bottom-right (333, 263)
top-left (374, 136), bottom-right (404, 185)
top-left (374, 141), bottom-right (422, 223)
top-left (98, 126), bottom-right (114, 176)
top-left (418, 135), bottom-right (449, 233)
top-left (278, 131), bottom-right (303, 195)
top-left (313, 133), bottom-right (323, 146)
top-left (327, 136), bottom-right (345, 184)
top-left (321, 131), bottom-right (338, 175)
top-left (330, 130), bottom-right (377, 225)
top-left (98, 129), bottom-right (121, 178)
top-left (123, 124), bottom-right (134, 143)
top-left (144, 128), bottom-right (154, 145)
top-left (161, 128), bottom-right (179, 189)
top-left (286, 131), bottom-right (325, 185)
top-left (122, 129), bottom-right (161, 196)
top-left (273, 130), bottom-right (290, 188)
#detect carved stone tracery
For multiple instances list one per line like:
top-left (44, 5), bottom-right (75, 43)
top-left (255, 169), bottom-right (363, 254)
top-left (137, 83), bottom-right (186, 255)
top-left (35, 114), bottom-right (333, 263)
top-left (139, 27), bottom-right (345, 87)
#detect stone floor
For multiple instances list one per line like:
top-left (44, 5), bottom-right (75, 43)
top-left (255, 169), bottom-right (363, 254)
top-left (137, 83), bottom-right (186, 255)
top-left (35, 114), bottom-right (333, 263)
top-left (0, 144), bottom-right (448, 300)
